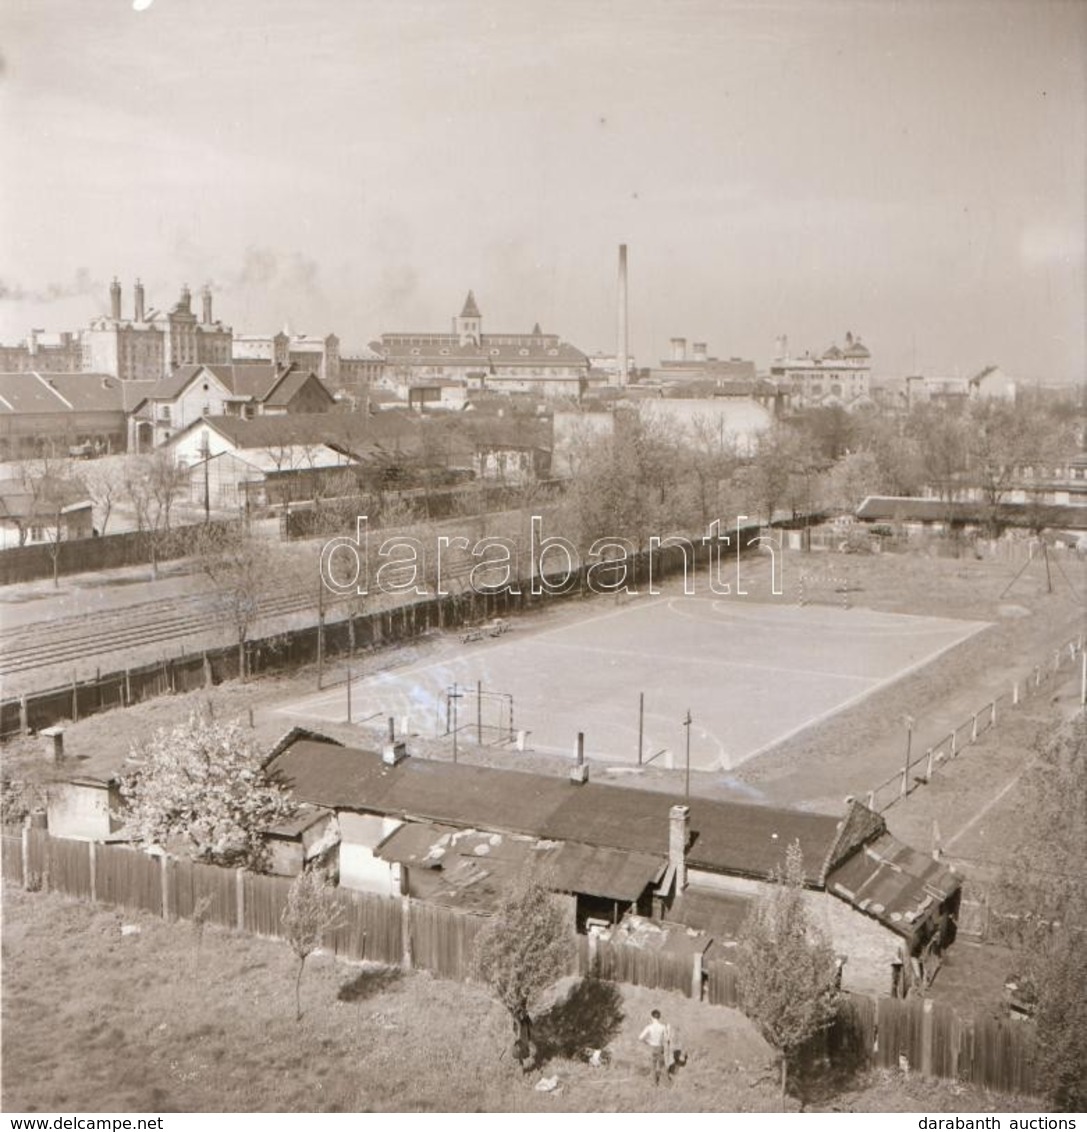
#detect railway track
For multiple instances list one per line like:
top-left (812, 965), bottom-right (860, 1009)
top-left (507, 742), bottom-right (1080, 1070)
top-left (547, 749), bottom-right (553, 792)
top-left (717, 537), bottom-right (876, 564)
top-left (0, 587), bottom-right (335, 677)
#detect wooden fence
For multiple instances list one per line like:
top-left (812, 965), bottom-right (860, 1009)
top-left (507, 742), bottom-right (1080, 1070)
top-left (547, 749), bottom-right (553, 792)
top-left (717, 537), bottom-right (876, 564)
top-left (865, 632), bottom-right (1084, 814)
top-left (0, 521), bottom-right (237, 586)
top-left (1, 527), bottom-right (773, 740)
top-left (1, 824), bottom-right (1041, 1098)
top-left (703, 956), bottom-right (1037, 1097)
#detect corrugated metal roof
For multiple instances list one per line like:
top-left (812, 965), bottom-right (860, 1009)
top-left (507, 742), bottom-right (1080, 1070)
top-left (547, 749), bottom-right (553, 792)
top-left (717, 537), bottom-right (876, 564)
top-left (826, 832), bottom-right (960, 940)
top-left (547, 842), bottom-right (665, 902)
top-left (375, 820), bottom-right (664, 904)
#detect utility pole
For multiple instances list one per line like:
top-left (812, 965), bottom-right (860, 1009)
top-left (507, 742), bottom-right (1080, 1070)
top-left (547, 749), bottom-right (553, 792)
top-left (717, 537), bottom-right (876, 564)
top-left (201, 434), bottom-right (211, 523)
top-left (683, 709), bottom-right (692, 800)
top-left (317, 579), bottom-right (325, 690)
top-left (449, 684), bottom-right (463, 763)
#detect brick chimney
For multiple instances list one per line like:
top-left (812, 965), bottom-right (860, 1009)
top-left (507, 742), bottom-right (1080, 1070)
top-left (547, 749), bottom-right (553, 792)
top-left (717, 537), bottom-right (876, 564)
top-left (110, 277), bottom-right (122, 320)
top-left (382, 716), bottom-right (407, 766)
top-left (569, 731), bottom-right (589, 784)
top-left (669, 804), bottom-right (689, 891)
top-left (134, 279), bottom-right (145, 323)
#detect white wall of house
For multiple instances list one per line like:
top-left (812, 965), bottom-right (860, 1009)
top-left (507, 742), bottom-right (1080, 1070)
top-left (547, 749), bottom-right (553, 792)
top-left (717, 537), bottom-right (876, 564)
top-left (47, 781), bottom-right (123, 841)
top-left (687, 869), bottom-right (903, 996)
top-left (337, 811), bottom-right (403, 895)
top-left (170, 422), bottom-right (236, 465)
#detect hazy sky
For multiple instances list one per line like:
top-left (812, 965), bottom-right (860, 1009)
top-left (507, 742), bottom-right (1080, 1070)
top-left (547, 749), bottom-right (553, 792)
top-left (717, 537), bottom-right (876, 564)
top-left (1, 0), bottom-right (1084, 381)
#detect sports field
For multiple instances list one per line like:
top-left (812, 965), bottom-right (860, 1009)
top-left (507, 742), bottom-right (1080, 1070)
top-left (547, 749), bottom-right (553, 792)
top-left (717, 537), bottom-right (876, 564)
top-left (276, 595), bottom-right (988, 772)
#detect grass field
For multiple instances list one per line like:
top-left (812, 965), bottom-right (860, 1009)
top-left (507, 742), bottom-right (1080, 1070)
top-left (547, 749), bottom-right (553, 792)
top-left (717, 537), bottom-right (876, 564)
top-left (276, 595), bottom-right (986, 772)
top-left (0, 887), bottom-right (1040, 1114)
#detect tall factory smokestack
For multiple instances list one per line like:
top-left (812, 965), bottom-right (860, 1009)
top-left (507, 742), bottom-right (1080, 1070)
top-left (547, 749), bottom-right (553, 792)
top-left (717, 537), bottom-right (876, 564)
top-left (617, 244), bottom-right (629, 386)
top-left (134, 279), bottom-right (145, 323)
top-left (110, 278), bottom-right (122, 321)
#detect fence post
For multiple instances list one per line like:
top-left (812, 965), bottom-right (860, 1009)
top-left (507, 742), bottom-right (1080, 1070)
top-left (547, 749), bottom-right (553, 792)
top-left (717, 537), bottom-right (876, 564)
top-left (921, 998), bottom-right (934, 1078)
top-left (89, 840), bottom-right (97, 904)
top-left (203, 652), bottom-right (212, 688)
top-left (124, 668), bottom-right (131, 706)
top-left (235, 868), bottom-right (245, 932)
top-left (691, 948), bottom-right (704, 1001)
top-left (990, 700), bottom-right (996, 728)
top-left (19, 695), bottom-right (28, 737)
top-left (950, 729), bottom-right (957, 757)
top-left (71, 675), bottom-right (78, 723)
top-left (401, 897), bottom-right (413, 971)
top-left (900, 764), bottom-right (909, 798)
top-left (971, 714), bottom-right (978, 743)
top-left (866, 790), bottom-right (875, 810)
top-left (925, 748), bottom-right (934, 783)
top-left (21, 818), bottom-right (30, 890)
top-left (1012, 682), bottom-right (1019, 707)
top-left (1034, 665), bottom-right (1041, 688)
top-left (160, 855), bottom-right (170, 920)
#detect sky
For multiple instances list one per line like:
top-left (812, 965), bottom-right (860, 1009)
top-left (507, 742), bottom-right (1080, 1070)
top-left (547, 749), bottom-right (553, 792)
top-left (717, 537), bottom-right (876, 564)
top-left (1, 0), bottom-right (1084, 382)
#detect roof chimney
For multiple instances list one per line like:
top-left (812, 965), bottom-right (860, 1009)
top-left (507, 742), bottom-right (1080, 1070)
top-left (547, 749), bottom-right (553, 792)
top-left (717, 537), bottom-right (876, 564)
top-left (110, 277), bottom-right (122, 320)
top-left (569, 731), bottom-right (589, 784)
top-left (669, 804), bottom-right (689, 891)
top-left (201, 283), bottom-right (213, 325)
top-left (670, 337), bottom-right (687, 363)
top-left (382, 716), bottom-right (407, 766)
top-left (134, 279), bottom-right (145, 323)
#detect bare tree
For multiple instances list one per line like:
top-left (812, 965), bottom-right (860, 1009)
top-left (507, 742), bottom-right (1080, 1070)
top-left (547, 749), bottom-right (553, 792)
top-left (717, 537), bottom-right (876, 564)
top-left (124, 450), bottom-right (188, 577)
top-left (193, 522), bottom-right (268, 680)
top-left (281, 868), bottom-right (345, 1022)
top-left (81, 458), bottom-right (126, 536)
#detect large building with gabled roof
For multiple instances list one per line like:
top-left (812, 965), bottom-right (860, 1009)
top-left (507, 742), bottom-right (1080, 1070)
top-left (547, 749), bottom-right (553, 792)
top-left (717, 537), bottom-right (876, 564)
top-left (373, 291), bottom-right (592, 400)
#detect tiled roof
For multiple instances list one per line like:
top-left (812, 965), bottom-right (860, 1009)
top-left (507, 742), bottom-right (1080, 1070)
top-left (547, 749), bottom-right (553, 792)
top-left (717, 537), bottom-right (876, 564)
top-left (460, 291), bottom-right (481, 319)
top-left (856, 495), bottom-right (1087, 529)
top-left (0, 372), bottom-right (141, 414)
top-left (378, 335), bottom-right (587, 371)
top-left (262, 368), bottom-right (333, 408)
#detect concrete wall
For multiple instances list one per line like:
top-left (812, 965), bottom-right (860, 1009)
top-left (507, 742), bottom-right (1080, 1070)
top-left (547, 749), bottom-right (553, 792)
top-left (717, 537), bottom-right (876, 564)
top-left (337, 811), bottom-right (402, 896)
top-left (687, 869), bottom-right (902, 996)
top-left (47, 781), bottom-right (123, 841)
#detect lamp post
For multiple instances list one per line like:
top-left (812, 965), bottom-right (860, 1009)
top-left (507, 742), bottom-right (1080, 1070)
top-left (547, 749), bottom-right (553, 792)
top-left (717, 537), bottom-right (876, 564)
top-left (449, 684), bottom-right (463, 763)
top-left (683, 709), bottom-right (692, 800)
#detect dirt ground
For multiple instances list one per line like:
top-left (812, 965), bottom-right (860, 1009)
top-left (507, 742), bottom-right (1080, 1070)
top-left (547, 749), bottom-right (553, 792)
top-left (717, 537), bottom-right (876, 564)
top-left (0, 886), bottom-right (1040, 1114)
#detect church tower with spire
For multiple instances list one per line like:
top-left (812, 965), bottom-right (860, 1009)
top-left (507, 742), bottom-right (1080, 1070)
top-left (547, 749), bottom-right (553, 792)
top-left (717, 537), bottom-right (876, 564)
top-left (454, 290), bottom-right (482, 346)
